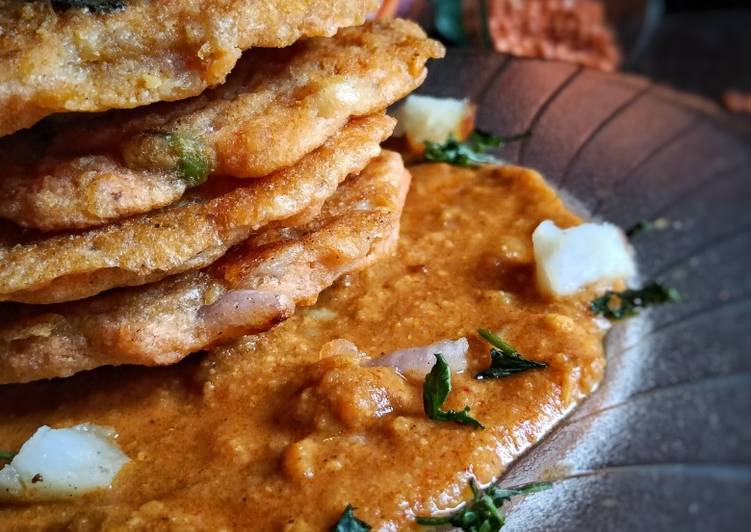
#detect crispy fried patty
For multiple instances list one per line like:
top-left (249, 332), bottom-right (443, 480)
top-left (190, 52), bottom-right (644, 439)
top-left (0, 151), bottom-right (409, 384)
top-left (0, 114), bottom-right (395, 305)
top-left (0, 19), bottom-right (442, 232)
top-left (0, 0), bottom-right (382, 136)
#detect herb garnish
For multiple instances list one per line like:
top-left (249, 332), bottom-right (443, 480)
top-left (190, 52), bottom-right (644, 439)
top-left (331, 504), bottom-right (371, 532)
top-left (424, 130), bottom-right (529, 167)
top-left (416, 478), bottom-right (552, 531)
top-left (424, 354), bottom-right (484, 429)
top-left (430, 0), bottom-right (468, 45)
top-left (591, 282), bottom-right (682, 320)
top-left (51, 0), bottom-right (126, 12)
top-left (625, 220), bottom-right (654, 238)
top-left (163, 133), bottom-right (211, 187)
top-left (475, 329), bottom-right (547, 380)
top-left (626, 218), bottom-right (671, 238)
top-left (0, 450), bottom-right (17, 461)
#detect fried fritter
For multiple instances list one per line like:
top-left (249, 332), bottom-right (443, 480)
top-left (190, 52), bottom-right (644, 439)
top-left (0, 19), bottom-right (442, 232)
top-left (0, 157), bottom-right (186, 233)
top-left (0, 151), bottom-right (410, 384)
top-left (0, 0), bottom-right (382, 136)
top-left (0, 114), bottom-right (395, 305)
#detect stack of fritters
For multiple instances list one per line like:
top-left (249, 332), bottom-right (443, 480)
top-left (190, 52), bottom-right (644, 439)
top-left (0, 2), bottom-right (444, 384)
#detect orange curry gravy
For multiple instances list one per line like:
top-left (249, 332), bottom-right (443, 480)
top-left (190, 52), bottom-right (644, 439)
top-left (0, 163), bottom-right (606, 530)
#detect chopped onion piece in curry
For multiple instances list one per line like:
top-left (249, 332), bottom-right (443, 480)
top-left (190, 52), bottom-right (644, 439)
top-left (368, 337), bottom-right (469, 375)
top-left (0, 424), bottom-right (129, 500)
top-left (533, 220), bottom-right (636, 297)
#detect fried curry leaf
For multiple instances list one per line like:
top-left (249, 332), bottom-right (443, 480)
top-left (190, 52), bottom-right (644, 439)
top-left (424, 354), bottom-right (484, 429)
top-left (416, 478), bottom-right (552, 531)
top-left (163, 133), bottom-right (211, 188)
top-left (0, 450), bottom-right (17, 461)
top-left (424, 130), bottom-right (530, 167)
top-left (475, 329), bottom-right (547, 380)
top-left (424, 137), bottom-right (497, 167)
top-left (430, 0), bottom-right (468, 45)
top-left (51, 0), bottom-right (126, 12)
top-left (591, 282), bottom-right (682, 320)
top-left (331, 505), bottom-right (371, 532)
top-left (625, 220), bottom-right (654, 238)
top-left (626, 217), bottom-right (673, 238)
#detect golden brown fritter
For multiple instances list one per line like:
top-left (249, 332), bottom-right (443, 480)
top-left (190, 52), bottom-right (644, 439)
top-left (0, 114), bottom-right (395, 305)
top-left (0, 156), bottom-right (185, 233)
top-left (0, 19), bottom-right (442, 232)
top-left (0, 151), bottom-right (410, 384)
top-left (0, 0), bottom-right (382, 136)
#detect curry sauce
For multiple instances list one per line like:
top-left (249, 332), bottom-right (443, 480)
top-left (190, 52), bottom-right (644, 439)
top-left (0, 163), bottom-right (606, 530)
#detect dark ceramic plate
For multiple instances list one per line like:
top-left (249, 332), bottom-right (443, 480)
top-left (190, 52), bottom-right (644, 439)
top-left (418, 52), bottom-right (751, 531)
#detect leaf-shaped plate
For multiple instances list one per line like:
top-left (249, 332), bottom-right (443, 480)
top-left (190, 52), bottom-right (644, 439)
top-left (418, 51), bottom-right (751, 531)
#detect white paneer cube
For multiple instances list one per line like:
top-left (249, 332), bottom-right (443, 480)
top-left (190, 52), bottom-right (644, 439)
top-left (533, 220), bottom-right (636, 297)
top-left (0, 424), bottom-right (129, 500)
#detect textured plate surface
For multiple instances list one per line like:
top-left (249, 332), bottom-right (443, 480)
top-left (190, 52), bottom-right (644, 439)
top-left (418, 51), bottom-right (751, 531)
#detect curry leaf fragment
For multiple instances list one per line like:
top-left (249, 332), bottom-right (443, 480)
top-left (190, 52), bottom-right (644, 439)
top-left (591, 282), bottom-right (682, 320)
top-left (626, 217), bottom-right (671, 238)
top-left (416, 478), bottom-right (552, 531)
top-left (0, 450), bottom-right (17, 461)
top-left (424, 354), bottom-right (484, 429)
top-left (625, 220), bottom-right (654, 238)
top-left (51, 0), bottom-right (126, 12)
top-left (475, 329), bottom-right (547, 380)
top-left (331, 504), bottom-right (371, 532)
top-left (424, 130), bottom-right (529, 167)
top-left (163, 133), bottom-right (212, 188)
top-left (429, 0), bottom-right (468, 45)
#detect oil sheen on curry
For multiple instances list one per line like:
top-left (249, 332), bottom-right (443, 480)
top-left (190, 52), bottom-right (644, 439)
top-left (0, 163), bottom-right (610, 530)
